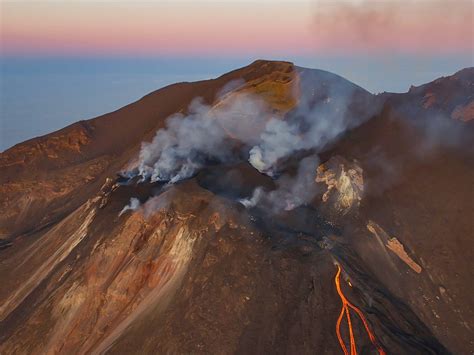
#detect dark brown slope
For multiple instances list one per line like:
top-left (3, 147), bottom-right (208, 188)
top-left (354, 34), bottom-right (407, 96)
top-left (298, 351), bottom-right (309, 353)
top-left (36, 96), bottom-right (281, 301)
top-left (381, 67), bottom-right (474, 122)
top-left (0, 61), bottom-right (472, 354)
top-left (318, 102), bottom-right (474, 354)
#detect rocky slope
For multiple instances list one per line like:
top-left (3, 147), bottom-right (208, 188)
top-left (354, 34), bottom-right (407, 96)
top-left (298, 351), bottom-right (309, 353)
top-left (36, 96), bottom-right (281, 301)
top-left (0, 60), bottom-right (473, 354)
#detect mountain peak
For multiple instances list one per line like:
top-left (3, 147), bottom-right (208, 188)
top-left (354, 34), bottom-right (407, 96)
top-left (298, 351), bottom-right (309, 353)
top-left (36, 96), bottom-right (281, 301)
top-left (0, 61), bottom-right (473, 354)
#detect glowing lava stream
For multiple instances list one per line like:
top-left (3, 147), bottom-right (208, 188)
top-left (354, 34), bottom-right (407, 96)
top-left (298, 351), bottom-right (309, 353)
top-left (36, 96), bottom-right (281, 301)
top-left (334, 264), bottom-right (386, 355)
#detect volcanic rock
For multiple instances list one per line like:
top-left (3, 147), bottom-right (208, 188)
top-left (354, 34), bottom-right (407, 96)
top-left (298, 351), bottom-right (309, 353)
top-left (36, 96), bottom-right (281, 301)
top-left (315, 155), bottom-right (364, 215)
top-left (0, 60), bottom-right (473, 354)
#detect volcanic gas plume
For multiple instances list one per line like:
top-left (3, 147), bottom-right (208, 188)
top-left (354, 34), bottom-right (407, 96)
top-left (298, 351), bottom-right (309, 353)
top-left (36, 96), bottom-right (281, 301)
top-left (127, 66), bottom-right (378, 214)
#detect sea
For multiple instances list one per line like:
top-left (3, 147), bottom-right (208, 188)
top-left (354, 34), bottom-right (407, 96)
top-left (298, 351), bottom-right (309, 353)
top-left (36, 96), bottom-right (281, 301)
top-left (1, 55), bottom-right (471, 151)
top-left (0, 57), bottom-right (250, 151)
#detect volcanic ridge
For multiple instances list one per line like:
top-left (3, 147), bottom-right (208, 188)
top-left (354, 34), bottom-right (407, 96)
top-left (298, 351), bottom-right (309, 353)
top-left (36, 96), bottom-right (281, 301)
top-left (0, 60), bottom-right (473, 354)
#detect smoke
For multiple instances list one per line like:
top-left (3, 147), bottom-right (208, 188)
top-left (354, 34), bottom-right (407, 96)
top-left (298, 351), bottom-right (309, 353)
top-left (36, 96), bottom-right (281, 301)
top-left (249, 119), bottom-right (303, 174)
top-left (241, 155), bottom-right (321, 212)
top-left (119, 197), bottom-right (141, 216)
top-left (136, 91), bottom-right (271, 183)
top-left (134, 68), bottom-right (377, 185)
top-left (312, 0), bottom-right (472, 54)
top-left (138, 98), bottom-right (228, 183)
top-left (248, 73), bottom-right (375, 175)
top-left (239, 187), bottom-right (265, 208)
top-left (133, 71), bottom-right (379, 212)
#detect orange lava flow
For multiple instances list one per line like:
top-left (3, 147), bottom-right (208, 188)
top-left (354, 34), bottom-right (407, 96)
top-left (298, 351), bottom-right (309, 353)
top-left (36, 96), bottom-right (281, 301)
top-left (334, 264), bottom-right (386, 355)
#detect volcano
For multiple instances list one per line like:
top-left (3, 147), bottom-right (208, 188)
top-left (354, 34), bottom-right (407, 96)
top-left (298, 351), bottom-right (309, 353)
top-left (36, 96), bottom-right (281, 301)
top-left (1, 60), bottom-right (473, 354)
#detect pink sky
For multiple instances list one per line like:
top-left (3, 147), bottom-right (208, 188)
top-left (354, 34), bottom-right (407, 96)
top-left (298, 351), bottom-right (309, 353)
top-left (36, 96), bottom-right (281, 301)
top-left (1, 1), bottom-right (473, 57)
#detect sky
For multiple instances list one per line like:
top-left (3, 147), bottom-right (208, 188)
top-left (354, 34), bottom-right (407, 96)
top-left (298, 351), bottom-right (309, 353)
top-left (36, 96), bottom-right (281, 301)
top-left (0, 0), bottom-right (473, 150)
top-left (1, 0), bottom-right (473, 57)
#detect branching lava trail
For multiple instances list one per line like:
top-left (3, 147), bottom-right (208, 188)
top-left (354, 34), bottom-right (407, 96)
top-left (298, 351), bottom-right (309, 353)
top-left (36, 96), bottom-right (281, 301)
top-left (334, 264), bottom-right (386, 355)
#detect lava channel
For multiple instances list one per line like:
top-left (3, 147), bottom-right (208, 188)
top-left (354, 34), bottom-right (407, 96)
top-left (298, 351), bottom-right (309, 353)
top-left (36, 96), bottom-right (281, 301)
top-left (334, 264), bottom-right (386, 355)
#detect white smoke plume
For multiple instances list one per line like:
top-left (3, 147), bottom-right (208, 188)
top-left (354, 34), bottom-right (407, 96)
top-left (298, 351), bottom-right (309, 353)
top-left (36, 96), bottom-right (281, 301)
top-left (119, 197), bottom-right (141, 216)
top-left (137, 92), bottom-right (271, 183)
top-left (239, 187), bottom-right (265, 208)
top-left (248, 119), bottom-right (304, 174)
top-left (138, 98), bottom-right (226, 183)
top-left (241, 155), bottom-right (320, 212)
top-left (248, 74), bottom-right (374, 175)
top-left (132, 71), bottom-right (377, 212)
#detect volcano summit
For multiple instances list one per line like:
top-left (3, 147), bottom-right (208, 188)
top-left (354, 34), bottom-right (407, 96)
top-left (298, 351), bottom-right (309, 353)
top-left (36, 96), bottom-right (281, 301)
top-left (0, 60), bottom-right (473, 354)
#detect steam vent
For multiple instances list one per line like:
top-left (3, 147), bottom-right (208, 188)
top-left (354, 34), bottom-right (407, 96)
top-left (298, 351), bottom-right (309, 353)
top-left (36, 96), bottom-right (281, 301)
top-left (1, 60), bottom-right (473, 354)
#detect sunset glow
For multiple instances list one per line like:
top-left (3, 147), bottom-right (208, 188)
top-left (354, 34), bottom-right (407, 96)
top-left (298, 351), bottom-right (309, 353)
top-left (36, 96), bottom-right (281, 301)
top-left (1, 0), bottom-right (472, 57)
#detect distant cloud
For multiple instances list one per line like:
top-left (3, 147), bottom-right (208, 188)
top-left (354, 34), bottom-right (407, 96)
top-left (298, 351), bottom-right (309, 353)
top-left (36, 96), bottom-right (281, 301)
top-left (312, 0), bottom-right (473, 54)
